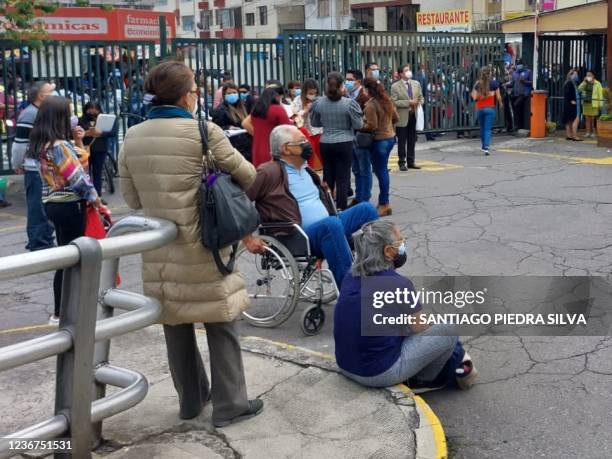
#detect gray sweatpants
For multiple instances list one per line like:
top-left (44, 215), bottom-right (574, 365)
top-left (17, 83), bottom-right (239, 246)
top-left (163, 321), bottom-right (250, 423)
top-left (341, 324), bottom-right (458, 388)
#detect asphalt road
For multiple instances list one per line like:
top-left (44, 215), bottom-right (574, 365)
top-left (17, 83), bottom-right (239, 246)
top-left (1, 134), bottom-right (611, 458)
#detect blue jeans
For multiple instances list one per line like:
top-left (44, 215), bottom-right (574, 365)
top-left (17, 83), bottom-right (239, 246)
top-left (369, 137), bottom-right (396, 205)
top-left (352, 146), bottom-right (372, 203)
top-left (477, 107), bottom-right (496, 150)
top-left (304, 202), bottom-right (379, 288)
top-left (24, 171), bottom-right (55, 251)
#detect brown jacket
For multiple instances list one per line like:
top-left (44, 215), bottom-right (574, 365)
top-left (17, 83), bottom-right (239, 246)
top-left (119, 117), bottom-right (256, 325)
top-left (363, 98), bottom-right (400, 140)
top-left (246, 160), bottom-right (335, 232)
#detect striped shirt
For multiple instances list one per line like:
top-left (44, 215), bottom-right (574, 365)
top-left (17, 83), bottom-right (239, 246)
top-left (310, 96), bottom-right (363, 144)
top-left (39, 141), bottom-right (98, 204)
top-left (12, 103), bottom-right (39, 171)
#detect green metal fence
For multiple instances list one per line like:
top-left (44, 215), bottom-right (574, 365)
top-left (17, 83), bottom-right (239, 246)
top-left (284, 30), bottom-right (506, 133)
top-left (0, 40), bottom-right (158, 174)
top-left (172, 38), bottom-right (284, 119)
top-left (1, 31), bottom-right (505, 175)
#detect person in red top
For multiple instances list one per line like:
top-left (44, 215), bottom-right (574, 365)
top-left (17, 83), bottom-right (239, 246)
top-left (471, 67), bottom-right (503, 156)
top-left (243, 87), bottom-right (292, 166)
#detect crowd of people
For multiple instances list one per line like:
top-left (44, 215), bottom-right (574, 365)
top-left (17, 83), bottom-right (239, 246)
top-left (6, 59), bottom-right (479, 429)
top-left (116, 60), bottom-right (478, 427)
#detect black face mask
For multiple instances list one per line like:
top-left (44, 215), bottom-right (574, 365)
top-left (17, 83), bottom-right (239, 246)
top-left (393, 251), bottom-right (407, 269)
top-left (300, 142), bottom-right (313, 161)
top-left (85, 113), bottom-right (98, 121)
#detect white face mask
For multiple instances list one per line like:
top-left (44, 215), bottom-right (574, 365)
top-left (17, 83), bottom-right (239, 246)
top-left (404, 70), bottom-right (413, 80)
top-left (306, 94), bottom-right (316, 101)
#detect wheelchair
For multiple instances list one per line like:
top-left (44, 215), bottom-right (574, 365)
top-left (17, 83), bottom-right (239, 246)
top-left (236, 222), bottom-right (340, 335)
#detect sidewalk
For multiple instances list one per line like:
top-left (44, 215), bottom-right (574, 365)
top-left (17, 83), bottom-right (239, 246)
top-left (0, 326), bottom-right (442, 459)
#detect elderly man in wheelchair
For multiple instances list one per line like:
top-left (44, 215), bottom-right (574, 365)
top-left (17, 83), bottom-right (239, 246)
top-left (237, 125), bottom-right (379, 335)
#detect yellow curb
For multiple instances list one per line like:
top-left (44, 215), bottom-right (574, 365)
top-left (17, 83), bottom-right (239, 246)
top-left (388, 155), bottom-right (463, 172)
top-left (0, 323), bottom-right (57, 335)
top-left (497, 148), bottom-right (612, 165)
top-left (398, 384), bottom-right (448, 459)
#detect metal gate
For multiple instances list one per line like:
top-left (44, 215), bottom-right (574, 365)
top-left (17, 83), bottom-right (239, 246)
top-left (537, 34), bottom-right (607, 126)
top-left (172, 38), bottom-right (284, 119)
top-left (284, 30), bottom-right (505, 133)
top-left (0, 40), bottom-right (158, 175)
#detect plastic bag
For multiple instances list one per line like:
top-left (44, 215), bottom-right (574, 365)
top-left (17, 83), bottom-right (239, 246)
top-left (85, 205), bottom-right (121, 286)
top-left (416, 105), bottom-right (425, 132)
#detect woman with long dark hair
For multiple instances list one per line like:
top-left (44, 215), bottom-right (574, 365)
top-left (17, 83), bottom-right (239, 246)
top-left (310, 72), bottom-right (363, 210)
top-left (242, 86), bottom-right (292, 166)
top-left (362, 78), bottom-right (399, 217)
top-left (212, 82), bottom-right (252, 161)
top-left (27, 96), bottom-right (101, 323)
top-left (79, 101), bottom-right (117, 197)
top-left (471, 67), bottom-right (503, 155)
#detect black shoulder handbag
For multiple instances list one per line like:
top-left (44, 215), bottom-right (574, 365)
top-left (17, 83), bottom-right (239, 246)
top-left (198, 120), bottom-right (260, 275)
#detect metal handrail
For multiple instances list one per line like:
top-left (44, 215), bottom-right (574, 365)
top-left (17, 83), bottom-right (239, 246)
top-left (0, 217), bottom-right (176, 281)
top-left (0, 216), bottom-right (177, 459)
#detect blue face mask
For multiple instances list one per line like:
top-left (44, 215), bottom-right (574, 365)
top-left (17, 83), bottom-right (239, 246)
top-left (225, 93), bottom-right (239, 105)
top-left (371, 70), bottom-right (380, 80)
top-left (239, 92), bottom-right (249, 101)
top-left (345, 80), bottom-right (355, 92)
top-left (294, 89), bottom-right (301, 97)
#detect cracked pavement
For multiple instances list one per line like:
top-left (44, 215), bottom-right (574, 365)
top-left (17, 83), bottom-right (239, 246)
top-left (1, 134), bottom-right (611, 458)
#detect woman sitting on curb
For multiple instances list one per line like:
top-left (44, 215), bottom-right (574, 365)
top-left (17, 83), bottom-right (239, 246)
top-left (333, 220), bottom-right (478, 392)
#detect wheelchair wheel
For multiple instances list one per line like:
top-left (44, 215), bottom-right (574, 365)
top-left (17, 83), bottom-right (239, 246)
top-left (301, 304), bottom-right (325, 336)
top-left (238, 235), bottom-right (300, 328)
top-left (300, 269), bottom-right (338, 305)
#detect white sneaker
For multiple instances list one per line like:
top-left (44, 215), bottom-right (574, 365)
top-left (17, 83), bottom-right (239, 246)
top-left (48, 315), bottom-right (60, 325)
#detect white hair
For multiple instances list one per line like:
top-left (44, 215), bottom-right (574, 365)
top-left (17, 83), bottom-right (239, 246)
top-left (351, 220), bottom-right (398, 276)
top-left (270, 124), bottom-right (298, 159)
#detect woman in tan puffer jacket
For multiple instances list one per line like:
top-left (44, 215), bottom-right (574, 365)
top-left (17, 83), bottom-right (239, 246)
top-left (119, 60), bottom-right (266, 427)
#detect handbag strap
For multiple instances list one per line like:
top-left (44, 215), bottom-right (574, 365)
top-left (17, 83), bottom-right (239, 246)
top-left (198, 119), bottom-right (219, 172)
top-left (211, 243), bottom-right (238, 276)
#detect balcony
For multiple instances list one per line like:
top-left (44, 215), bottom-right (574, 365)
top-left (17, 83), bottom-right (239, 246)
top-left (199, 31), bottom-right (211, 38)
top-left (473, 13), bottom-right (502, 32)
top-left (198, 1), bottom-right (209, 9)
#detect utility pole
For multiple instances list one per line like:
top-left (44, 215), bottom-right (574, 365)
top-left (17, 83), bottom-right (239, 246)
top-left (532, 0), bottom-right (540, 90)
top-left (607, 0), bottom-right (612, 84)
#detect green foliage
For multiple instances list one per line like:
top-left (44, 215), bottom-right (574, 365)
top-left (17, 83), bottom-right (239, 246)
top-left (599, 88), bottom-right (612, 120)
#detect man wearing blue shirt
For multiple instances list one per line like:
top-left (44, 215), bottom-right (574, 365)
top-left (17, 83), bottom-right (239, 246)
top-left (247, 125), bottom-right (379, 288)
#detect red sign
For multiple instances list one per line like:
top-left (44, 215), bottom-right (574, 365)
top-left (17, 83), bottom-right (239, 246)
top-left (32, 7), bottom-right (176, 42)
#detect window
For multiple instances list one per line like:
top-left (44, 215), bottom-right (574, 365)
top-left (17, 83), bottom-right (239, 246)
top-left (352, 7), bottom-right (373, 30)
top-left (215, 7), bottom-right (242, 28)
top-left (318, 0), bottom-right (330, 17)
top-left (182, 15), bottom-right (195, 32)
top-left (259, 6), bottom-right (267, 25)
top-left (155, 0), bottom-right (168, 5)
top-left (386, 5), bottom-right (419, 32)
top-left (246, 13), bottom-right (255, 26)
top-left (181, 0), bottom-right (193, 3)
top-left (338, 0), bottom-right (350, 16)
top-left (200, 11), bottom-right (212, 30)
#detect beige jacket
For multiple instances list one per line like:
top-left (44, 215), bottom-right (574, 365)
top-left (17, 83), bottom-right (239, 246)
top-left (390, 79), bottom-right (424, 128)
top-left (119, 117), bottom-right (256, 325)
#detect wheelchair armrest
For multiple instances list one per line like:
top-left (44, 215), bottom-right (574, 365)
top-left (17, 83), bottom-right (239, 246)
top-left (259, 222), bottom-right (297, 230)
